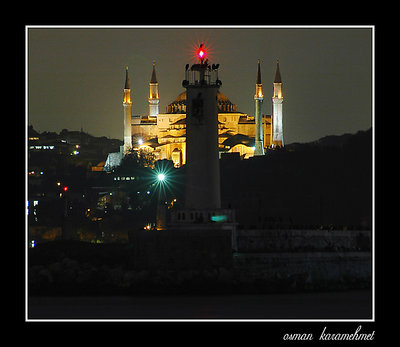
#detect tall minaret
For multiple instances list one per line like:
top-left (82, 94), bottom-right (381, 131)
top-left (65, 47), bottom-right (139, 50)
top-left (272, 59), bottom-right (284, 147)
top-left (148, 61), bottom-right (159, 117)
top-left (123, 66), bottom-right (132, 154)
top-left (254, 59), bottom-right (264, 156)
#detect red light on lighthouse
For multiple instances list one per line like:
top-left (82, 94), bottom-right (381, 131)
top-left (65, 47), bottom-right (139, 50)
top-left (197, 44), bottom-right (206, 62)
top-left (198, 49), bottom-right (205, 59)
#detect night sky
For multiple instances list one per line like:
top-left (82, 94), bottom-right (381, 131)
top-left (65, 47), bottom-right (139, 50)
top-left (27, 26), bottom-right (373, 144)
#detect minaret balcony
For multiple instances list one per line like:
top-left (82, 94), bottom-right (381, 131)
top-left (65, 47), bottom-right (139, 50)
top-left (272, 96), bottom-right (283, 103)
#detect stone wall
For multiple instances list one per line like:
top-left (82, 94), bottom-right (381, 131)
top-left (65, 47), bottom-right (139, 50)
top-left (28, 227), bottom-right (372, 295)
top-left (129, 228), bottom-right (232, 271)
top-left (233, 251), bottom-right (371, 292)
top-left (230, 229), bottom-right (372, 292)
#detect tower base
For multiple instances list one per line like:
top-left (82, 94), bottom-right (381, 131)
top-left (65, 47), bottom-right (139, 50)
top-left (169, 208), bottom-right (238, 251)
top-left (254, 140), bottom-right (265, 156)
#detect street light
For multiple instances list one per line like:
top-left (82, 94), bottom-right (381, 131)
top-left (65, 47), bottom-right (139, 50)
top-left (157, 173), bottom-right (165, 182)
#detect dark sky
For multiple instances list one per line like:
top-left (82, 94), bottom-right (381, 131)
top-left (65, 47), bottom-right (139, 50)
top-left (27, 26), bottom-right (373, 144)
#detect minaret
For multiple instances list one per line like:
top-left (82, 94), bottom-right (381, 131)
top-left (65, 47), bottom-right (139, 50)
top-left (254, 59), bottom-right (264, 156)
top-left (148, 61), bottom-right (160, 117)
top-left (272, 59), bottom-right (284, 147)
top-left (123, 66), bottom-right (132, 154)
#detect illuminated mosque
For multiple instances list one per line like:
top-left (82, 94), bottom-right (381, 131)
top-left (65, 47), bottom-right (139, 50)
top-left (105, 52), bottom-right (284, 169)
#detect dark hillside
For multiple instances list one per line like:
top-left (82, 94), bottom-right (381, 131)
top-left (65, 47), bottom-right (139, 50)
top-left (220, 128), bottom-right (372, 229)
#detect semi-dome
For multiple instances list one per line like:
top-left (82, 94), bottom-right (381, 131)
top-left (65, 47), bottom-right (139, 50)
top-left (166, 91), bottom-right (238, 114)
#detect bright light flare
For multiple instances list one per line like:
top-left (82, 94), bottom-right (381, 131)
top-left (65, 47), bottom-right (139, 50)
top-left (152, 160), bottom-right (179, 204)
top-left (197, 45), bottom-right (205, 60)
top-left (187, 39), bottom-right (215, 64)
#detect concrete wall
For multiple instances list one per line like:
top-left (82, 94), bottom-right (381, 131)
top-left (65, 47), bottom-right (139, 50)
top-left (235, 229), bottom-right (371, 253)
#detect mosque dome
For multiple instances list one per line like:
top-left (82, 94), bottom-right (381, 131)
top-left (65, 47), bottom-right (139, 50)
top-left (166, 91), bottom-right (238, 114)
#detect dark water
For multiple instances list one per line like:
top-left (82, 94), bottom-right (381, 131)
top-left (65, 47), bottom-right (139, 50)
top-left (28, 290), bottom-right (372, 320)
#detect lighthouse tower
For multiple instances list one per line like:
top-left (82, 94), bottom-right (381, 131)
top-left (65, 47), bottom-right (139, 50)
top-left (254, 59), bottom-right (264, 156)
top-left (123, 66), bottom-right (132, 154)
top-left (272, 59), bottom-right (284, 147)
top-left (182, 44), bottom-right (222, 210)
top-left (148, 61), bottom-right (160, 117)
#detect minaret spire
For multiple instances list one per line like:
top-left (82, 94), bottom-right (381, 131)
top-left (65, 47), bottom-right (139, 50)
top-left (274, 59), bottom-right (282, 83)
top-left (149, 61), bottom-right (160, 117)
top-left (150, 61), bottom-right (157, 83)
top-left (123, 66), bottom-right (132, 154)
top-left (256, 59), bottom-right (262, 84)
top-left (124, 65), bottom-right (130, 89)
top-left (272, 59), bottom-right (284, 147)
top-left (254, 59), bottom-right (264, 156)
top-left (123, 66), bottom-right (131, 104)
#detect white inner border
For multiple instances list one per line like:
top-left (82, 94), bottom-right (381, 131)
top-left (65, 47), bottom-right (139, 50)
top-left (25, 24), bottom-right (375, 323)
